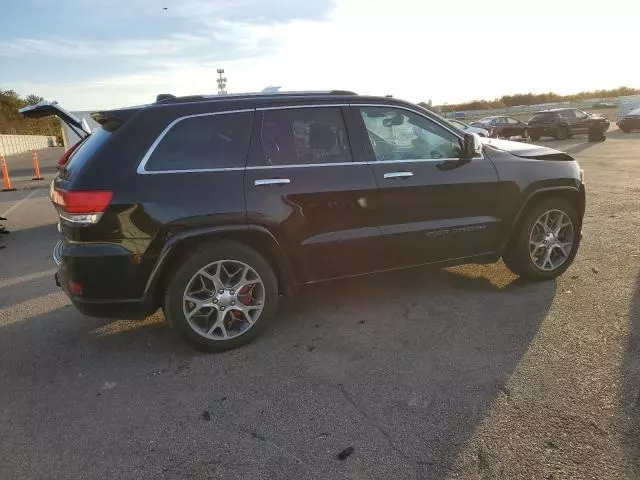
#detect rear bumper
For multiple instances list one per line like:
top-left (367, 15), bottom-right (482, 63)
top-left (53, 240), bottom-right (156, 320)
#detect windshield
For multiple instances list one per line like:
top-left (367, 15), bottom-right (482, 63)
top-left (476, 118), bottom-right (495, 125)
top-left (449, 120), bottom-right (468, 129)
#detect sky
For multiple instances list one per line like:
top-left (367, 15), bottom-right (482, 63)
top-left (1, 0), bottom-right (638, 110)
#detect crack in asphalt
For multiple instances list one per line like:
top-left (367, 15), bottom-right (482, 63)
top-left (337, 382), bottom-right (422, 477)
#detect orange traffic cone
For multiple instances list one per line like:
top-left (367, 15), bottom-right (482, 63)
top-left (1, 155), bottom-right (16, 192)
top-left (31, 149), bottom-right (43, 181)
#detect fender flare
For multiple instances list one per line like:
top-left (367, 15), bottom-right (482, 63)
top-left (142, 224), bottom-right (297, 303)
top-left (500, 185), bottom-right (584, 252)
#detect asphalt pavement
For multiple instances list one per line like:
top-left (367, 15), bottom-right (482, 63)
top-left (0, 132), bottom-right (638, 479)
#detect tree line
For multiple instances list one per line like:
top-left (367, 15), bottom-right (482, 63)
top-left (0, 90), bottom-right (61, 138)
top-left (421, 86), bottom-right (640, 113)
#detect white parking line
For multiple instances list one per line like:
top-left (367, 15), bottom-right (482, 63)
top-left (0, 189), bottom-right (41, 217)
top-left (0, 268), bottom-right (58, 289)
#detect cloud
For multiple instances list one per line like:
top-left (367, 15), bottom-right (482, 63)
top-left (0, 34), bottom-right (212, 59)
top-left (3, 0), bottom-right (638, 110)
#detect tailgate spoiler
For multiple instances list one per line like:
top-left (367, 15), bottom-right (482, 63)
top-left (19, 100), bottom-right (91, 139)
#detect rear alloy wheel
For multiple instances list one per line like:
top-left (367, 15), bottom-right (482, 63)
top-left (529, 131), bottom-right (541, 141)
top-left (555, 125), bottom-right (569, 140)
top-left (164, 242), bottom-right (278, 351)
top-left (503, 198), bottom-right (580, 280)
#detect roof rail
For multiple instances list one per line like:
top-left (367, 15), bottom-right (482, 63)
top-left (155, 93), bottom-right (176, 102)
top-left (155, 90), bottom-right (358, 104)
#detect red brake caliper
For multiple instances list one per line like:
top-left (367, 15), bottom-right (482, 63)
top-left (231, 285), bottom-right (253, 320)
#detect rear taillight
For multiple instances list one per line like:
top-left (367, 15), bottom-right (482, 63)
top-left (51, 189), bottom-right (112, 226)
top-left (58, 140), bottom-right (82, 168)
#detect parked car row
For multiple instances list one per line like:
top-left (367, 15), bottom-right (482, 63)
top-left (467, 108), bottom-right (610, 142)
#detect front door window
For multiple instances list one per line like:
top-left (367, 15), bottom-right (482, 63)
top-left (359, 107), bottom-right (461, 161)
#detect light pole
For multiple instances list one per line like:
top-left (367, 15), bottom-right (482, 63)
top-left (216, 69), bottom-right (227, 95)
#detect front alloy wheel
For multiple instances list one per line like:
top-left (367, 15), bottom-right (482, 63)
top-left (528, 210), bottom-right (574, 272)
top-left (502, 198), bottom-right (580, 280)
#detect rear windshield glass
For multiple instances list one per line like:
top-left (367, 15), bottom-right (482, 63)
top-left (65, 127), bottom-right (111, 176)
top-left (529, 112), bottom-right (556, 122)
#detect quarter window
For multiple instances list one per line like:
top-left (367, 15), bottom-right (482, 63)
top-left (261, 108), bottom-right (352, 165)
top-left (144, 111), bottom-right (253, 172)
top-left (360, 107), bottom-right (461, 161)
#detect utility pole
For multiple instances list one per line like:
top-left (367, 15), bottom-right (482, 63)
top-left (216, 69), bottom-right (227, 95)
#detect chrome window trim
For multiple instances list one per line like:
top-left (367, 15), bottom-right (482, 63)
top-left (256, 104), bottom-right (348, 111)
top-left (136, 108), bottom-right (254, 175)
top-left (247, 161), bottom-right (367, 170)
top-left (140, 167), bottom-right (246, 174)
top-left (136, 103), bottom-right (483, 175)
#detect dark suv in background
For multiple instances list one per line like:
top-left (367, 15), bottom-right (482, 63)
top-left (22, 92), bottom-right (586, 351)
top-left (527, 108), bottom-right (609, 141)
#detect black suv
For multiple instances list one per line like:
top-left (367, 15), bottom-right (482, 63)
top-left (527, 108), bottom-right (609, 141)
top-left (22, 92), bottom-right (585, 351)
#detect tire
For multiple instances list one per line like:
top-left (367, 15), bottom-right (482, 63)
top-left (555, 125), bottom-right (569, 140)
top-left (502, 198), bottom-right (581, 281)
top-left (588, 122), bottom-right (607, 142)
top-left (529, 131), bottom-right (541, 141)
top-left (164, 241), bottom-right (279, 352)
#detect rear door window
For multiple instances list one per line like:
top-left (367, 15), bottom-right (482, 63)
top-left (144, 111), bottom-right (253, 172)
top-left (529, 112), bottom-right (555, 122)
top-left (261, 107), bottom-right (352, 165)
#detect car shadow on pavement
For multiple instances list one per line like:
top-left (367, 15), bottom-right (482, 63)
top-left (563, 141), bottom-right (605, 156)
top-left (620, 272), bottom-right (640, 477)
top-left (263, 263), bottom-right (557, 478)
top-left (0, 263), bottom-right (557, 480)
top-left (607, 130), bottom-right (640, 140)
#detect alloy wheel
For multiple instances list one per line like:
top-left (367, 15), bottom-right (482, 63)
top-left (182, 260), bottom-right (265, 340)
top-left (528, 209), bottom-right (574, 272)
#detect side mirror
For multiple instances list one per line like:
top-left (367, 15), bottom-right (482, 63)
top-left (460, 132), bottom-right (482, 159)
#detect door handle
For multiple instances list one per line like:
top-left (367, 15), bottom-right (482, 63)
top-left (383, 171), bottom-right (414, 179)
top-left (254, 178), bottom-right (291, 186)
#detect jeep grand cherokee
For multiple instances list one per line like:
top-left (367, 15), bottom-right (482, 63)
top-left (21, 91), bottom-right (586, 351)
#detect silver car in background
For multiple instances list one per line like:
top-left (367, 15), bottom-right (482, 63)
top-left (448, 119), bottom-right (490, 137)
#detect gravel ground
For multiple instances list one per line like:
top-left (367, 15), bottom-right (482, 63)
top-left (0, 131), bottom-right (638, 479)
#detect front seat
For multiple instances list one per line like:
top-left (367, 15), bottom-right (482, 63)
top-left (308, 122), bottom-right (338, 162)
